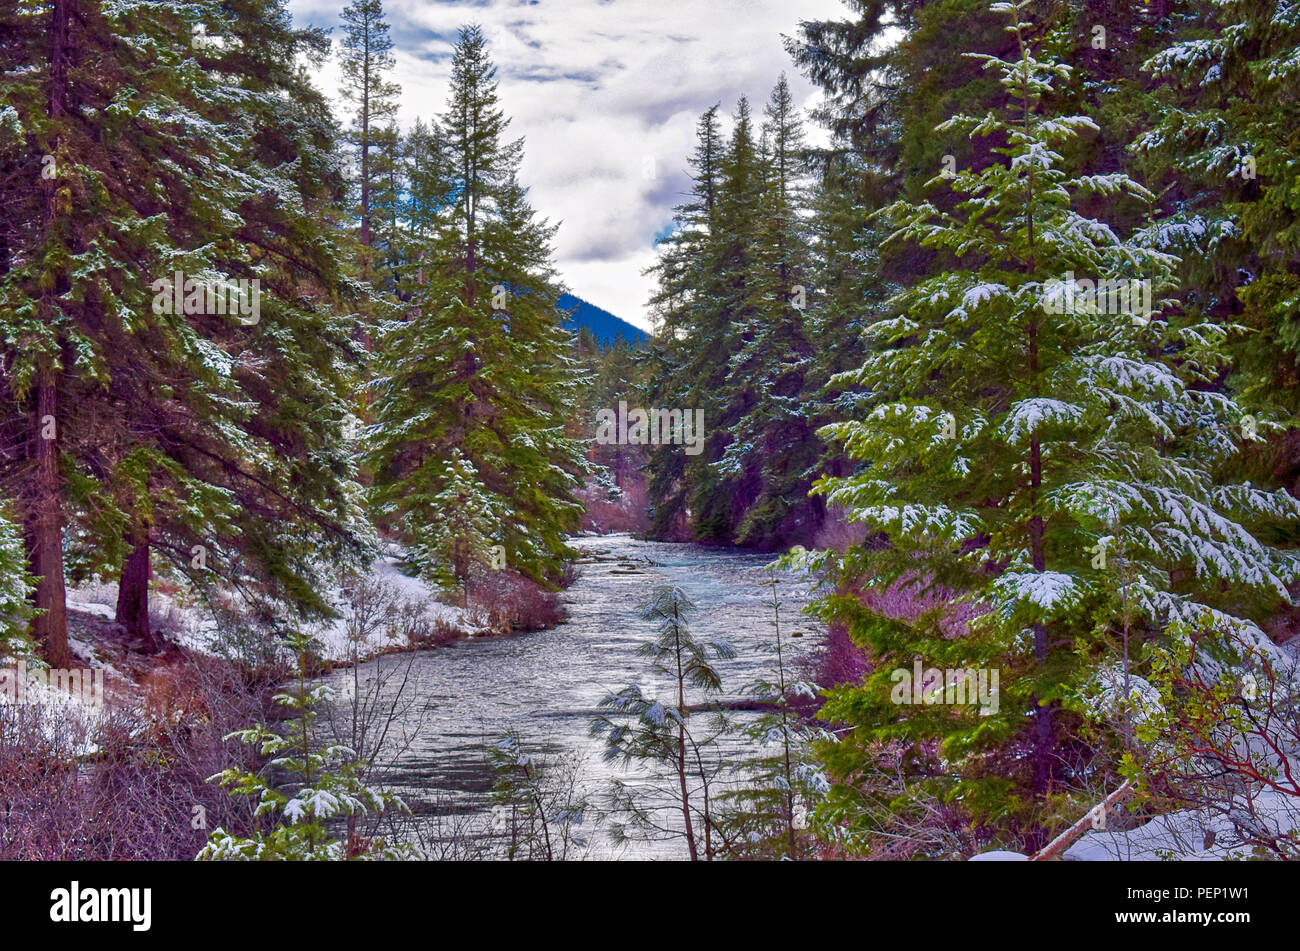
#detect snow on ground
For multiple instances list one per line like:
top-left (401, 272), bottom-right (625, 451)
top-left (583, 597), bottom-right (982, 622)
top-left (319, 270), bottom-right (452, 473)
top-left (1, 548), bottom-right (478, 758)
top-left (1064, 790), bottom-right (1300, 860)
top-left (306, 553), bottom-right (486, 662)
top-left (970, 788), bottom-right (1300, 861)
top-left (65, 546), bottom-right (484, 666)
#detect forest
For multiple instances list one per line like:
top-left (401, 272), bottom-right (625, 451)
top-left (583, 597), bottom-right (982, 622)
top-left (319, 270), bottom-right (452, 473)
top-left (0, 0), bottom-right (1298, 872)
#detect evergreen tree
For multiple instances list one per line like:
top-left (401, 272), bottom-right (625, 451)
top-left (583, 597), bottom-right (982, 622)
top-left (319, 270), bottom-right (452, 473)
top-left (643, 105), bottom-right (723, 537)
top-left (411, 449), bottom-right (501, 606)
top-left (716, 570), bottom-right (830, 859)
top-left (1134, 0), bottom-right (1300, 486)
top-left (590, 586), bottom-right (735, 860)
top-left (200, 630), bottom-right (412, 860)
top-left (0, 0), bottom-right (368, 659)
top-left (399, 117), bottom-right (451, 297)
top-left (366, 25), bottom-right (585, 588)
top-left (487, 730), bottom-right (590, 861)
top-left (339, 0), bottom-right (401, 283)
top-left (801, 160), bottom-right (896, 502)
top-left (716, 76), bottom-right (819, 548)
top-left (644, 99), bottom-right (766, 544)
top-left (367, 121), bottom-right (405, 291)
top-left (0, 501), bottom-right (33, 658)
top-left (805, 0), bottom-right (1300, 847)
top-left (690, 98), bottom-right (765, 542)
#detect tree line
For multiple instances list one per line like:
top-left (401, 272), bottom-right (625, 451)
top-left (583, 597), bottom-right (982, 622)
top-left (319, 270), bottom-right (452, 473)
top-left (0, 0), bottom-right (584, 664)
top-left (642, 0), bottom-right (1300, 851)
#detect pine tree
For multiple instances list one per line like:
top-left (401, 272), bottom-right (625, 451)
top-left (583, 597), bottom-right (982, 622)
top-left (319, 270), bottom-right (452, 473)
top-left (1134, 0), bottom-right (1300, 481)
top-left (339, 0), bottom-right (401, 284)
top-left (643, 105), bottom-right (723, 537)
top-left (366, 25), bottom-right (585, 589)
top-left (200, 630), bottom-right (412, 860)
top-left (800, 160), bottom-right (897, 502)
top-left (644, 100), bottom-right (766, 544)
top-left (410, 450), bottom-right (501, 606)
top-left (806, 0), bottom-right (1300, 846)
top-left (590, 585), bottom-right (735, 860)
top-left (715, 76), bottom-right (819, 548)
top-left (0, 0), bottom-right (369, 659)
top-left (0, 500), bottom-right (33, 658)
top-left (399, 117), bottom-right (452, 299)
top-left (716, 570), bottom-right (830, 858)
top-left (487, 730), bottom-right (590, 860)
top-left (367, 121), bottom-right (405, 291)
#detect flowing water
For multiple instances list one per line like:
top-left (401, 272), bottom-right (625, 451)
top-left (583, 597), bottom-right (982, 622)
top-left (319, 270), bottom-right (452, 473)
top-left (321, 533), bottom-right (826, 859)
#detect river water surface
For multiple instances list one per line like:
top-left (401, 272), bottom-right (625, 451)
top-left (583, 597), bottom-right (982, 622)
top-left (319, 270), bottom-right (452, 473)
top-left (324, 533), bottom-right (826, 859)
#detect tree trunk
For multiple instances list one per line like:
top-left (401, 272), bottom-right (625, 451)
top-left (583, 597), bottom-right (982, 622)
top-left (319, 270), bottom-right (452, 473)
top-left (30, 372), bottom-right (70, 668)
top-left (677, 725), bottom-right (698, 861)
top-left (674, 611), bottom-right (699, 861)
top-left (116, 533), bottom-right (157, 650)
top-left (27, 0), bottom-right (72, 668)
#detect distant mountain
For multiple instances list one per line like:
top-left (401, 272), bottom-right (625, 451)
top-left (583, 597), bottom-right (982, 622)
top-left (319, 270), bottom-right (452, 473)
top-left (557, 293), bottom-right (647, 347)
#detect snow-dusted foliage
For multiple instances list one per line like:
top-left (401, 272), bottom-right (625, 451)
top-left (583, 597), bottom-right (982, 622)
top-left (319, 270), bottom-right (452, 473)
top-left (401, 450), bottom-right (503, 604)
top-left (0, 501), bottom-right (33, 658)
top-left (1135, 0), bottom-right (1300, 418)
top-left (808, 0), bottom-right (1300, 827)
top-left (0, 0), bottom-right (372, 661)
top-left (364, 26), bottom-right (586, 593)
top-left (199, 632), bottom-right (414, 861)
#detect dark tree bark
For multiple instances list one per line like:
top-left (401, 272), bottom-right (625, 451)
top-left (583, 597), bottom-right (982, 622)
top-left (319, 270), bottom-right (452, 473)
top-left (29, 370), bottom-right (71, 668)
top-left (28, 0), bottom-right (73, 668)
top-left (115, 533), bottom-right (157, 650)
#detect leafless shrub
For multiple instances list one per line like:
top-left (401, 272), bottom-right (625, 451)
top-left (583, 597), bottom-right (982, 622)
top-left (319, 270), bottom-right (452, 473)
top-left (320, 574), bottom-right (438, 855)
top-left (1132, 626), bottom-right (1300, 859)
top-left (467, 568), bottom-right (564, 633)
top-left (0, 649), bottom-right (268, 860)
top-left (576, 472), bottom-right (651, 534)
top-left (811, 507), bottom-right (876, 554)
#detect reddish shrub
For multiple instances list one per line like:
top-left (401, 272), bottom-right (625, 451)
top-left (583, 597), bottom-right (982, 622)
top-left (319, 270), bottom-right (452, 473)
top-left (468, 568), bottom-right (566, 633)
top-left (815, 620), bottom-right (871, 688)
top-left (576, 472), bottom-right (651, 534)
top-left (0, 649), bottom-right (269, 860)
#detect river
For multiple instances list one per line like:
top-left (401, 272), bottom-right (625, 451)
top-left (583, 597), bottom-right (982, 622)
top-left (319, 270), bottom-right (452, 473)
top-left (321, 533), bottom-right (826, 859)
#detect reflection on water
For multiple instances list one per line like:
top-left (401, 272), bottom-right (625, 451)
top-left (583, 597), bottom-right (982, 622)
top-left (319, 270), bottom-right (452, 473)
top-left (322, 533), bottom-right (825, 859)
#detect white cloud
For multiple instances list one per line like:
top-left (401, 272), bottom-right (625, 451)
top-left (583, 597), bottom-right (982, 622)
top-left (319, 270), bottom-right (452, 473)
top-left (289, 0), bottom-right (847, 330)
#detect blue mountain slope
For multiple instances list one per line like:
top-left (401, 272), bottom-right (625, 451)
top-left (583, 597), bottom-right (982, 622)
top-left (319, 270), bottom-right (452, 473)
top-left (557, 293), bottom-right (647, 347)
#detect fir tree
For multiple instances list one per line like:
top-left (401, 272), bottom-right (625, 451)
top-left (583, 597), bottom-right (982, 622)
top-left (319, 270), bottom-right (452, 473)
top-left (339, 0), bottom-right (401, 283)
top-left (0, 500), bottom-right (33, 658)
top-left (1134, 0), bottom-right (1300, 490)
top-left (806, 0), bottom-right (1300, 846)
top-left (716, 569), bottom-right (830, 859)
top-left (366, 25), bottom-right (585, 589)
top-left (715, 76), bottom-right (820, 548)
top-left (200, 630), bottom-right (412, 860)
top-left (0, 0), bottom-right (369, 659)
top-left (410, 449), bottom-right (502, 606)
top-left (643, 105), bottom-right (723, 537)
top-left (644, 99), bottom-right (766, 544)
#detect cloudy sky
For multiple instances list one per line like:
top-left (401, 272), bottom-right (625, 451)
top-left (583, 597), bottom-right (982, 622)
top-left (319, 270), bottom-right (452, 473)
top-left (286, 0), bottom-right (850, 330)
